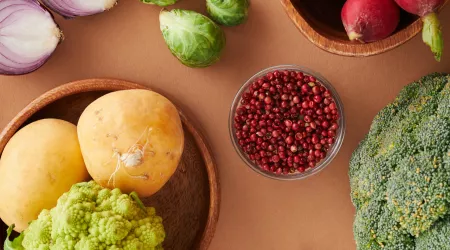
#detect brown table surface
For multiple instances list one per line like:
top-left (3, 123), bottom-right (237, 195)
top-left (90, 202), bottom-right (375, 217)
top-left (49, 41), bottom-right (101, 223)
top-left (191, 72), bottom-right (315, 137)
top-left (1, 1), bottom-right (450, 249)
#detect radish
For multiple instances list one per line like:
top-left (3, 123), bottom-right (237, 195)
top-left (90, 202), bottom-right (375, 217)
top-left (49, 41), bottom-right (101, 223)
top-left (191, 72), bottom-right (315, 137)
top-left (395, 0), bottom-right (445, 16)
top-left (341, 0), bottom-right (400, 43)
top-left (394, 0), bottom-right (445, 61)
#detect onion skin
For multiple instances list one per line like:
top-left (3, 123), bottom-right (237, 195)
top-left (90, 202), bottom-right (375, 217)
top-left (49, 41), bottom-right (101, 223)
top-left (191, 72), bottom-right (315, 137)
top-left (41, 0), bottom-right (119, 18)
top-left (0, 0), bottom-right (62, 75)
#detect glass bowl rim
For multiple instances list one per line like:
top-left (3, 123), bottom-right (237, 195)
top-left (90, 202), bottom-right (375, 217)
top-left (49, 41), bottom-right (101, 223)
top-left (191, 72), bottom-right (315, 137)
top-left (228, 64), bottom-right (346, 181)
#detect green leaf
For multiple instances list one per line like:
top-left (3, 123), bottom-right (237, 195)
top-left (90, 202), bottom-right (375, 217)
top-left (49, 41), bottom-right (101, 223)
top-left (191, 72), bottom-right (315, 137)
top-left (422, 13), bottom-right (444, 62)
top-left (206, 0), bottom-right (250, 26)
top-left (159, 9), bottom-right (226, 68)
top-left (4, 225), bottom-right (24, 250)
top-left (140, 0), bottom-right (178, 7)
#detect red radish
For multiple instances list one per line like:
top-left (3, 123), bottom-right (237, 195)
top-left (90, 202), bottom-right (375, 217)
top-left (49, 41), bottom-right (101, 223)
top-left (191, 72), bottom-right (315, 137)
top-left (394, 0), bottom-right (445, 61)
top-left (395, 0), bottom-right (444, 16)
top-left (341, 0), bottom-right (400, 43)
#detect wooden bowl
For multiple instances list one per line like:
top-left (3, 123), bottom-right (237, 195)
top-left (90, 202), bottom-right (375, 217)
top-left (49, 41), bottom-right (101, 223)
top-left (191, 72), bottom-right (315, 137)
top-left (280, 0), bottom-right (448, 57)
top-left (0, 79), bottom-right (220, 250)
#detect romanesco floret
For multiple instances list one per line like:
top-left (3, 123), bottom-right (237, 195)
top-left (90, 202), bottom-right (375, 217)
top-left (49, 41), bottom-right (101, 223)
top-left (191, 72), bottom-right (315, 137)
top-left (4, 181), bottom-right (165, 250)
top-left (21, 209), bottom-right (52, 250)
top-left (74, 236), bottom-right (106, 250)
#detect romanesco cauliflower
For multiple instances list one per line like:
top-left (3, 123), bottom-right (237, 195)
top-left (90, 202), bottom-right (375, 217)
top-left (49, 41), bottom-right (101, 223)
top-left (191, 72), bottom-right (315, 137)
top-left (4, 181), bottom-right (165, 250)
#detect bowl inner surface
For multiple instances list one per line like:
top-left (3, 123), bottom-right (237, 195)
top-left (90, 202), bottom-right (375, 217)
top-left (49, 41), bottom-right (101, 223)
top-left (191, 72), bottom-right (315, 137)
top-left (0, 91), bottom-right (210, 250)
top-left (292, 0), bottom-right (419, 42)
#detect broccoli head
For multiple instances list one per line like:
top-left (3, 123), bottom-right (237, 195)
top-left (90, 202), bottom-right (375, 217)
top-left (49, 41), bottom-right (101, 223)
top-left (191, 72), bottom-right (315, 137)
top-left (349, 73), bottom-right (450, 249)
top-left (4, 181), bottom-right (165, 250)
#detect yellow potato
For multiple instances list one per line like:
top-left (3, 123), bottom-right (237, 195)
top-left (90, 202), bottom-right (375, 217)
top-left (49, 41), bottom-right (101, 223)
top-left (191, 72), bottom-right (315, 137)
top-left (0, 119), bottom-right (88, 232)
top-left (77, 90), bottom-right (184, 197)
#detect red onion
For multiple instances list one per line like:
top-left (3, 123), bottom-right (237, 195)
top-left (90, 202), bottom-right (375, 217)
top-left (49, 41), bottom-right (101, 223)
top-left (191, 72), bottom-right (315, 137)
top-left (0, 0), bottom-right (62, 75)
top-left (41, 0), bottom-right (118, 18)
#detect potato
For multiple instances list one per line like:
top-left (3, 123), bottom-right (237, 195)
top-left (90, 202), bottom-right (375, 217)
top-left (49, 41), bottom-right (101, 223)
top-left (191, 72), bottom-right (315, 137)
top-left (77, 90), bottom-right (184, 197)
top-left (0, 119), bottom-right (88, 232)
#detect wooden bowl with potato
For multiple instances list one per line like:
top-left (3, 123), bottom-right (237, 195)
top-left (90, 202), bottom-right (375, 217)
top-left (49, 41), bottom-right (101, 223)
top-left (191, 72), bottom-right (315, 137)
top-left (0, 79), bottom-right (220, 250)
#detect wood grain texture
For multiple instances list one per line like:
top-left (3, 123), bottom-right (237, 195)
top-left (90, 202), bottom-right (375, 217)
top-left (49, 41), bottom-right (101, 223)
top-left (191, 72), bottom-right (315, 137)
top-left (280, 0), bottom-right (448, 57)
top-left (0, 79), bottom-right (220, 250)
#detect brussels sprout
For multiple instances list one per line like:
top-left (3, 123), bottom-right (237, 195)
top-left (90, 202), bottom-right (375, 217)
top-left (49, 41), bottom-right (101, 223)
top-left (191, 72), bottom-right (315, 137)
top-left (159, 9), bottom-right (226, 68)
top-left (206, 0), bottom-right (249, 26)
top-left (140, 0), bottom-right (178, 7)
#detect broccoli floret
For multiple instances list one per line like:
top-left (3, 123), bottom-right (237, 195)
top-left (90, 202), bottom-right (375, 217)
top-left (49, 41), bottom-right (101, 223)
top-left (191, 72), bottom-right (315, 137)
top-left (349, 74), bottom-right (448, 207)
top-left (416, 115), bottom-right (450, 155)
top-left (349, 73), bottom-right (450, 247)
top-left (386, 155), bottom-right (450, 236)
top-left (415, 216), bottom-right (450, 250)
top-left (436, 79), bottom-right (450, 118)
top-left (353, 200), bottom-right (414, 250)
top-left (4, 181), bottom-right (165, 250)
top-left (350, 157), bottom-right (393, 208)
top-left (350, 113), bottom-right (419, 207)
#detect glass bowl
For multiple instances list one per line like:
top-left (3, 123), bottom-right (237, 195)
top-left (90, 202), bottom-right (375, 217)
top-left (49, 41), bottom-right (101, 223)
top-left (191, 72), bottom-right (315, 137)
top-left (229, 65), bottom-right (345, 181)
